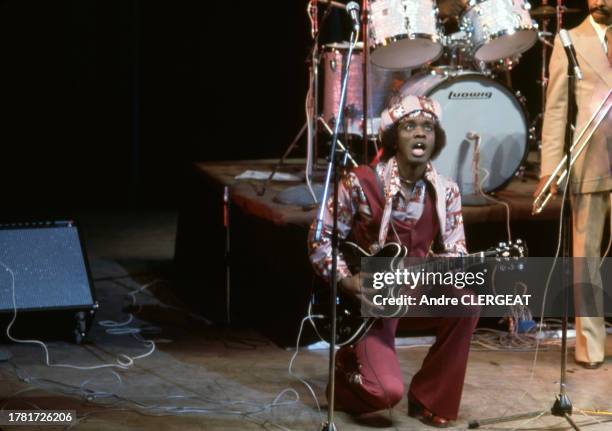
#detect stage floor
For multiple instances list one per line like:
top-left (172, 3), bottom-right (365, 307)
top-left (0, 209), bottom-right (610, 430)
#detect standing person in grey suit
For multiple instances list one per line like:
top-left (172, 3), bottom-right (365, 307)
top-left (535, 0), bottom-right (612, 369)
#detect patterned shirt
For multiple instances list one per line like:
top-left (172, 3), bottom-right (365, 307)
top-left (308, 157), bottom-right (467, 282)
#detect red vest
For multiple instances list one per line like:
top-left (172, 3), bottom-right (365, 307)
top-left (349, 166), bottom-right (439, 258)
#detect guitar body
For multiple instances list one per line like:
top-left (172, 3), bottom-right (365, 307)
top-left (309, 242), bottom-right (407, 347)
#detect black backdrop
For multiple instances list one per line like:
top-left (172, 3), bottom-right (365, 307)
top-left (0, 0), bottom-right (588, 212)
top-left (0, 0), bottom-right (204, 212)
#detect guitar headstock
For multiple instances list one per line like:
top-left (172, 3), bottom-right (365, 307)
top-left (492, 239), bottom-right (528, 259)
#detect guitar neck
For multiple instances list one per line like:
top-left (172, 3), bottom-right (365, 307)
top-left (407, 250), bottom-right (497, 274)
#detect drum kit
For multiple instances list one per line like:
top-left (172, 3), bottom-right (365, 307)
top-left (321, 0), bottom-right (584, 199)
top-left (269, 0), bottom-right (582, 205)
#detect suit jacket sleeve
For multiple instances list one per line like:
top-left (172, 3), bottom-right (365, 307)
top-left (541, 35), bottom-right (569, 178)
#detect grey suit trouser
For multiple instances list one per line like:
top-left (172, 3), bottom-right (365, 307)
top-left (572, 191), bottom-right (610, 363)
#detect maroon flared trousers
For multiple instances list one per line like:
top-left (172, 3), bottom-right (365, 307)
top-left (332, 316), bottom-right (478, 420)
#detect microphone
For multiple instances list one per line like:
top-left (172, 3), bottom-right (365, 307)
top-left (559, 29), bottom-right (583, 80)
top-left (346, 1), bottom-right (360, 32)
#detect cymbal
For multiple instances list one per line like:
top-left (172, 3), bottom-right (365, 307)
top-left (530, 5), bottom-right (582, 18)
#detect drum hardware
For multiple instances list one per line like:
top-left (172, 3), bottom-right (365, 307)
top-left (462, 131), bottom-right (493, 206)
top-left (537, 31), bottom-right (555, 48)
top-left (258, 117), bottom-right (360, 200)
top-left (430, 65), bottom-right (466, 78)
top-left (259, 1), bottom-right (336, 201)
top-left (475, 60), bottom-right (492, 75)
top-left (528, 125), bottom-right (537, 143)
top-left (440, 26), bottom-right (530, 77)
top-left (515, 165), bottom-right (527, 181)
top-left (484, 54), bottom-right (520, 86)
top-left (520, 125), bottom-right (540, 177)
top-left (318, 117), bottom-right (359, 168)
top-left (491, 55), bottom-right (521, 72)
top-left (514, 90), bottom-right (528, 107)
top-left (442, 30), bottom-right (473, 68)
top-left (444, 30), bottom-right (470, 48)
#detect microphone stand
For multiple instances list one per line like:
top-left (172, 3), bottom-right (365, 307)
top-left (314, 26), bottom-right (359, 431)
top-left (548, 44), bottom-right (579, 430)
top-left (361, 0), bottom-right (370, 163)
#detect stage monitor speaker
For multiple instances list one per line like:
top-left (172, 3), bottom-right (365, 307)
top-left (0, 221), bottom-right (97, 343)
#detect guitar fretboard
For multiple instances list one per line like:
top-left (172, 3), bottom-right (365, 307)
top-left (405, 250), bottom-right (498, 274)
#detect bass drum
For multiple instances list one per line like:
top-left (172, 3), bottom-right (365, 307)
top-left (398, 69), bottom-right (528, 195)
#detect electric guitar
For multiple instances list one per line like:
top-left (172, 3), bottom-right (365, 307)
top-left (309, 239), bottom-right (527, 346)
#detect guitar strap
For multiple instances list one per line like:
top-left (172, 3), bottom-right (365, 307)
top-left (368, 166), bottom-right (403, 245)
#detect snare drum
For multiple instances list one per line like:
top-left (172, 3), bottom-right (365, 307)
top-left (368, 0), bottom-right (443, 69)
top-left (461, 0), bottom-right (538, 62)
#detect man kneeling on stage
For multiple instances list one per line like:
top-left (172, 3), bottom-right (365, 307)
top-left (308, 95), bottom-right (478, 428)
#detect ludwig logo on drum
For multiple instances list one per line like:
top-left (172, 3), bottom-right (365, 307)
top-left (448, 90), bottom-right (493, 100)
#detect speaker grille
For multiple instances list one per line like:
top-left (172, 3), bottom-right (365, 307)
top-left (0, 225), bottom-right (93, 312)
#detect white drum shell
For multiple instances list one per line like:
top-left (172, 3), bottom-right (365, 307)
top-left (461, 0), bottom-right (537, 62)
top-left (368, 0), bottom-right (443, 69)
